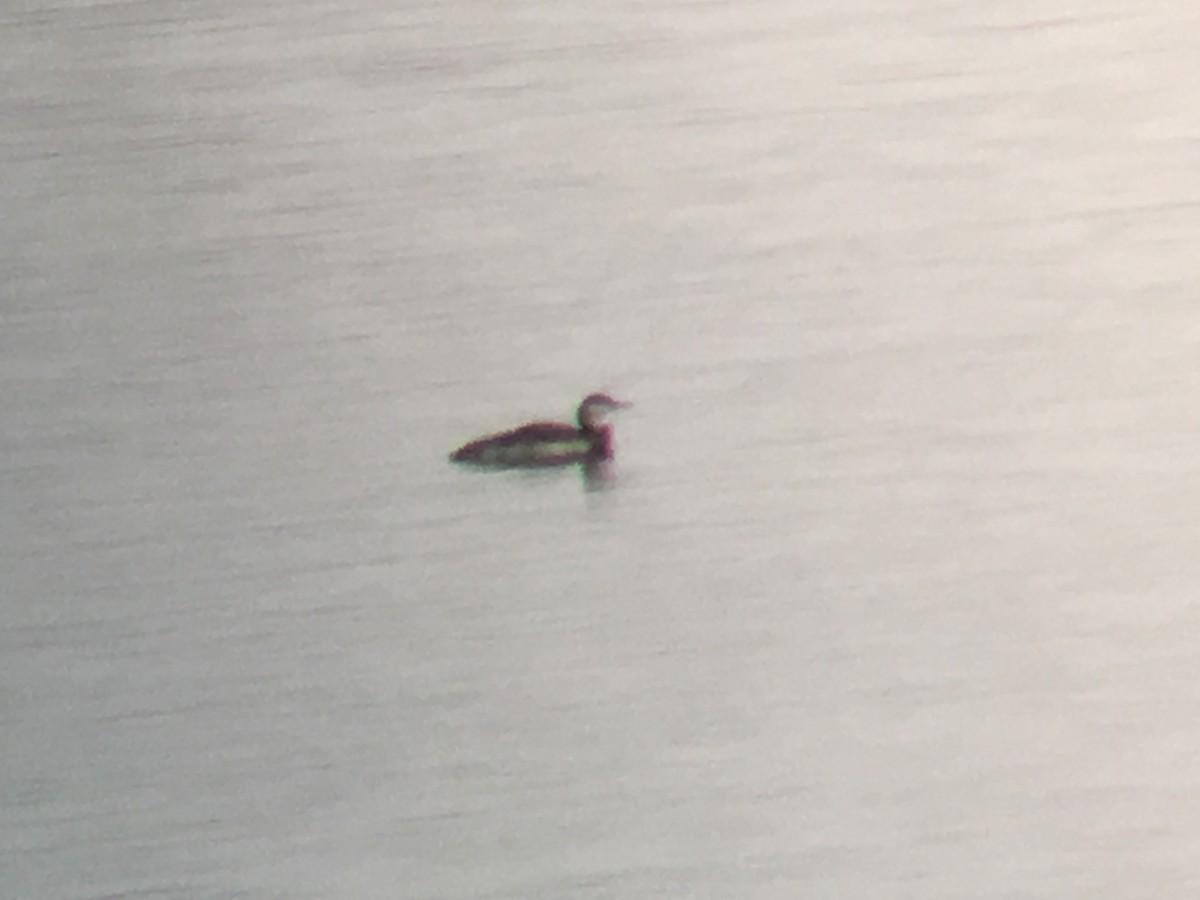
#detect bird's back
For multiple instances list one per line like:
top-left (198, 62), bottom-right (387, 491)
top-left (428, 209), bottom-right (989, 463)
top-left (449, 421), bottom-right (592, 466)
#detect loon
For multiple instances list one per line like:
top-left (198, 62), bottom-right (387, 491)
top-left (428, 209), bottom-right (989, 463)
top-left (449, 393), bottom-right (630, 468)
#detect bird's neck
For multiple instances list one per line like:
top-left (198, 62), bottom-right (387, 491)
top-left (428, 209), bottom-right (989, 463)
top-left (589, 424), bottom-right (614, 459)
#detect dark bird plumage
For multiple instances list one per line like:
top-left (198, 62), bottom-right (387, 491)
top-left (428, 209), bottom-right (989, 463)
top-left (450, 393), bottom-right (630, 468)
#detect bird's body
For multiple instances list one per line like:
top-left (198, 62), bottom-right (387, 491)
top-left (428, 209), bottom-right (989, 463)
top-left (450, 393), bottom-right (628, 468)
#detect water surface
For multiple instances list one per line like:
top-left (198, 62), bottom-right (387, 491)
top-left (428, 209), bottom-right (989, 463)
top-left (4, 1), bottom-right (1200, 897)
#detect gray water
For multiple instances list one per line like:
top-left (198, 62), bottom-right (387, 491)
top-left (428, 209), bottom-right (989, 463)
top-left (5, 1), bottom-right (1200, 897)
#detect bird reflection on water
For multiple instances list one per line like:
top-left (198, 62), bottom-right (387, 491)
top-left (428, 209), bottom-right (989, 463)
top-left (449, 393), bottom-right (630, 489)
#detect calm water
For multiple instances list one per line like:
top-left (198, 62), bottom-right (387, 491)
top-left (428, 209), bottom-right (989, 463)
top-left (4, 1), bottom-right (1200, 897)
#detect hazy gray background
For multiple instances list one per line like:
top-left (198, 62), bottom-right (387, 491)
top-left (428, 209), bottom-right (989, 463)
top-left (4, 1), bottom-right (1200, 897)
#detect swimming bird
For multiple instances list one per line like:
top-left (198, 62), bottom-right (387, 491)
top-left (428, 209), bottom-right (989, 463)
top-left (449, 393), bottom-right (630, 468)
